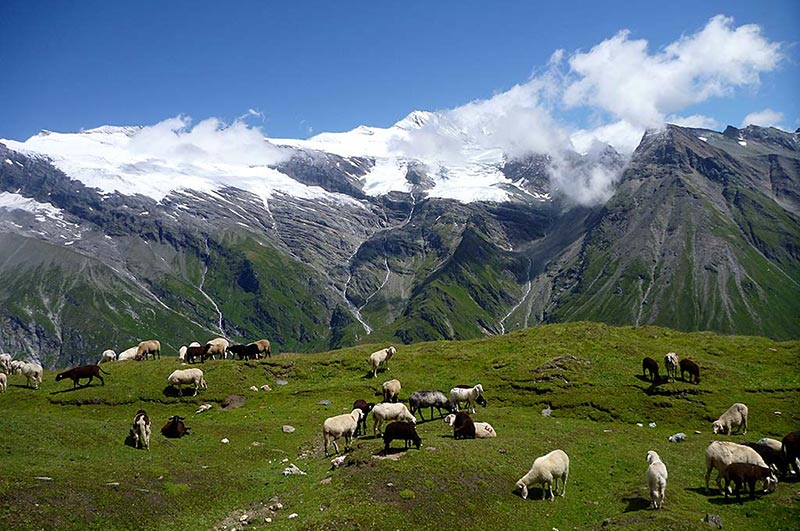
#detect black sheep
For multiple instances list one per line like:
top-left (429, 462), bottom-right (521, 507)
top-left (742, 442), bottom-right (790, 478)
top-left (383, 421), bottom-right (421, 452)
top-left (782, 430), bottom-right (800, 476)
top-left (642, 357), bottom-right (659, 382)
top-left (679, 358), bottom-right (701, 383)
top-left (352, 399), bottom-right (375, 437)
top-left (161, 415), bottom-right (189, 438)
top-left (453, 411), bottom-right (476, 440)
top-left (55, 365), bottom-right (109, 387)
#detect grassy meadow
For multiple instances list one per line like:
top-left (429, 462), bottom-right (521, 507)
top-left (0, 322), bottom-right (798, 530)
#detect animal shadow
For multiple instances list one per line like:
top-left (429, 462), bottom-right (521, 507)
top-left (515, 487), bottom-right (546, 500)
top-left (684, 486), bottom-right (715, 497)
top-left (49, 385), bottom-right (91, 395)
top-left (621, 494), bottom-right (651, 512)
top-left (123, 432), bottom-right (137, 448)
top-left (162, 386), bottom-right (188, 398)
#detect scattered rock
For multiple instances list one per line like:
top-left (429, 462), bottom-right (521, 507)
top-left (288, 513), bottom-right (298, 519)
top-left (265, 517), bottom-right (272, 523)
top-left (541, 405), bottom-right (552, 417)
top-left (251, 441), bottom-right (264, 446)
top-left (221, 394), bottom-right (246, 410)
top-left (239, 514), bottom-right (249, 523)
top-left (106, 482), bottom-right (120, 487)
top-left (319, 477), bottom-right (332, 484)
top-left (282, 425), bottom-right (296, 434)
top-left (669, 432), bottom-right (686, 443)
top-left (250, 386), bottom-right (259, 392)
top-left (318, 399), bottom-right (332, 406)
top-left (260, 384), bottom-right (272, 392)
top-left (769, 347), bottom-right (777, 352)
top-left (282, 463), bottom-right (306, 476)
top-left (330, 455), bottom-right (346, 469)
top-left (694, 430), bottom-right (702, 434)
top-left (34, 477), bottom-right (53, 481)
top-left (636, 423), bottom-right (643, 427)
top-left (603, 429), bottom-right (613, 433)
top-left (268, 502), bottom-right (283, 511)
top-left (703, 513), bottom-right (723, 529)
top-left (649, 422), bottom-right (657, 428)
top-left (276, 379), bottom-right (288, 386)
top-left (221, 438), bottom-right (230, 444)
top-left (774, 411), bottom-right (782, 416)
top-left (498, 448), bottom-right (507, 454)
top-left (195, 404), bottom-right (212, 414)
top-left (425, 446), bottom-right (437, 451)
top-left (602, 518), bottom-right (611, 526)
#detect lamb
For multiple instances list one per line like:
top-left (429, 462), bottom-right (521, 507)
top-left (352, 399), bottom-right (375, 437)
top-left (723, 463), bottom-right (774, 501)
top-left (322, 408), bottom-right (363, 456)
top-left (17, 361), bottom-right (43, 389)
top-left (130, 409), bottom-right (151, 450)
top-left (782, 430), bottom-right (800, 476)
top-left (178, 342), bottom-right (201, 361)
top-left (371, 402), bottom-right (416, 436)
top-left (369, 346), bottom-right (396, 378)
top-left (381, 379), bottom-right (401, 403)
top-left (55, 365), bottom-right (109, 388)
top-left (704, 440), bottom-right (776, 493)
top-left (161, 415), bottom-right (189, 438)
top-left (116, 346), bottom-right (139, 361)
top-left (98, 349), bottom-right (116, 364)
top-left (515, 449), bottom-right (570, 501)
top-left (135, 339), bottom-right (161, 361)
top-left (383, 421), bottom-right (422, 452)
top-left (166, 368), bottom-right (207, 396)
top-left (711, 403), bottom-right (748, 435)
top-left (409, 390), bottom-right (454, 421)
top-left (449, 384), bottom-right (486, 413)
top-left (645, 450), bottom-right (668, 509)
top-left (206, 337), bottom-right (230, 360)
top-left (0, 372), bottom-right (6, 393)
top-left (642, 357), bottom-right (659, 382)
top-left (679, 358), bottom-right (701, 383)
top-left (664, 352), bottom-right (678, 380)
top-left (445, 411), bottom-right (476, 440)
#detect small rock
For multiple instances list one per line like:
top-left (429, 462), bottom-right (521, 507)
top-left (288, 513), bottom-right (298, 519)
top-left (260, 384), bottom-right (272, 392)
top-left (330, 455), bottom-right (346, 469)
top-left (276, 379), bottom-right (288, 386)
top-left (34, 477), bottom-right (53, 481)
top-left (703, 513), bottom-right (723, 529)
top-left (240, 514), bottom-right (249, 522)
top-left (221, 438), bottom-right (230, 444)
top-left (774, 411), bottom-right (782, 416)
top-left (669, 432), bottom-right (686, 443)
top-left (265, 517), bottom-right (272, 523)
top-left (282, 463), bottom-right (307, 476)
top-left (318, 399), bottom-right (332, 406)
top-left (498, 448), bottom-right (507, 454)
top-left (106, 482), bottom-right (120, 486)
top-left (602, 519), bottom-right (611, 526)
top-left (386, 482), bottom-right (394, 488)
top-left (281, 458), bottom-right (288, 463)
top-left (649, 422), bottom-right (657, 428)
top-left (694, 430), bottom-right (702, 434)
top-left (269, 502), bottom-right (283, 511)
top-left (636, 423), bottom-right (643, 427)
top-left (541, 405), bottom-right (552, 417)
top-left (282, 425), bottom-right (295, 433)
top-left (319, 477), bottom-right (332, 484)
top-left (251, 441), bottom-right (264, 446)
top-left (195, 404), bottom-right (212, 414)
top-left (250, 386), bottom-right (259, 392)
top-left (603, 429), bottom-right (612, 433)
top-left (769, 347), bottom-right (777, 352)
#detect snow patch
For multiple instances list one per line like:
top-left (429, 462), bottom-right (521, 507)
top-left (0, 192), bottom-right (65, 220)
top-left (738, 140), bottom-right (747, 146)
top-left (698, 136), bottom-right (708, 142)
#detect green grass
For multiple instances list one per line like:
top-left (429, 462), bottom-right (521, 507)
top-left (0, 322), bottom-right (798, 530)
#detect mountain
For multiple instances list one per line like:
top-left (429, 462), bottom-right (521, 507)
top-left (0, 118), bottom-right (798, 367)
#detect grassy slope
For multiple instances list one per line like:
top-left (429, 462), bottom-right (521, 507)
top-left (0, 322), bottom-right (798, 531)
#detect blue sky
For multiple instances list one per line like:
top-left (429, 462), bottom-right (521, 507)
top-left (0, 0), bottom-right (797, 144)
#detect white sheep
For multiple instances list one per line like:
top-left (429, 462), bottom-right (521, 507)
top-left (705, 440), bottom-right (776, 493)
top-left (371, 402), bottom-right (416, 435)
top-left (757, 437), bottom-right (782, 453)
top-left (167, 368), bottom-right (208, 396)
top-left (322, 408), bottom-right (364, 456)
top-left (130, 409), bottom-right (151, 451)
top-left (646, 450), bottom-right (668, 509)
top-left (712, 402), bottom-right (748, 435)
top-left (449, 384), bottom-right (485, 414)
top-left (0, 372), bottom-right (6, 393)
top-left (206, 337), bottom-right (230, 360)
top-left (664, 352), bottom-right (678, 380)
top-left (369, 346), bottom-right (396, 378)
top-left (98, 349), bottom-right (116, 364)
top-left (382, 379), bottom-right (401, 403)
top-left (178, 342), bottom-right (201, 361)
top-left (0, 353), bottom-right (11, 373)
top-left (117, 346), bottom-right (139, 361)
top-left (16, 361), bottom-right (43, 389)
top-left (515, 449), bottom-right (570, 500)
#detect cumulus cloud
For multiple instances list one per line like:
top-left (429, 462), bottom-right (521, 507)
top-left (741, 108), bottom-right (785, 128)
top-left (666, 114), bottom-right (721, 129)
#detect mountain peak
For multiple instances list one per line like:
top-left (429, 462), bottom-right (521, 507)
top-left (393, 110), bottom-right (434, 130)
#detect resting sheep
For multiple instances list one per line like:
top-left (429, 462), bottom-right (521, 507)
top-left (723, 463), bottom-right (773, 501)
top-left (352, 399), bottom-right (375, 437)
top-left (55, 365), bottom-right (109, 388)
top-left (135, 339), bottom-right (161, 361)
top-left (161, 415), bottom-right (189, 438)
top-left (646, 450), bottom-right (668, 509)
top-left (383, 421), bottom-right (421, 452)
top-left (711, 403), bottom-right (748, 435)
top-left (322, 408), bottom-right (363, 456)
top-left (450, 384), bottom-right (486, 414)
top-left (369, 346), bottom-right (396, 378)
top-left (117, 346), bottom-right (139, 361)
top-left (445, 411), bottom-right (476, 439)
top-left (382, 379), bottom-right (401, 403)
top-left (167, 368), bottom-right (207, 396)
top-left (664, 352), bottom-right (678, 380)
top-left (704, 440), bottom-right (775, 493)
top-left (515, 449), bottom-right (570, 501)
top-left (409, 390), bottom-right (454, 421)
top-left (679, 358), bottom-right (701, 383)
top-left (130, 409), bottom-right (151, 450)
top-left (642, 357), bottom-right (659, 382)
top-left (206, 337), bottom-right (229, 360)
top-left (371, 402), bottom-right (416, 436)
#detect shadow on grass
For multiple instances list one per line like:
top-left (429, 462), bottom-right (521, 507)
top-left (361, 368), bottom-right (388, 380)
top-left (162, 386), bottom-right (197, 398)
top-left (49, 384), bottom-right (94, 395)
top-left (621, 494), bottom-right (651, 512)
top-left (515, 487), bottom-right (547, 500)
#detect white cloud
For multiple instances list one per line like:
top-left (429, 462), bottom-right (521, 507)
top-left (741, 108), bottom-right (784, 128)
top-left (666, 114), bottom-right (721, 129)
top-left (571, 120), bottom-right (646, 155)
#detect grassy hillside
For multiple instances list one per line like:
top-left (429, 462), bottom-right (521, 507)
top-left (0, 322), bottom-right (798, 530)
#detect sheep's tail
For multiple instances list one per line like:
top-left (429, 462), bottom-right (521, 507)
top-left (97, 366), bottom-right (111, 375)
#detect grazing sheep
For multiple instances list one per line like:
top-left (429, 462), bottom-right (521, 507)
top-left (322, 408), bottom-right (363, 456)
top-left (409, 390), bottom-right (454, 421)
top-left (135, 340), bottom-right (161, 361)
top-left (757, 437), bottom-right (783, 453)
top-left (646, 450), bottom-right (668, 509)
top-left (679, 358), bottom-right (701, 383)
top-left (98, 349), bottom-right (116, 364)
top-left (251, 339), bottom-right (271, 358)
top-left (117, 346), bottom-right (139, 361)
top-left (0, 353), bottom-right (13, 373)
top-left (382, 379), bottom-right (401, 403)
top-left (663, 352), bottom-right (678, 380)
top-left (352, 399), bottom-right (375, 437)
top-left (227, 343), bottom-right (259, 360)
top-left (712, 403), bottom-right (748, 435)
top-left (642, 357), bottom-right (659, 382)
top-left (445, 411), bottom-right (476, 440)
top-left (161, 415), bottom-right (189, 438)
top-left (178, 342), bottom-right (201, 361)
top-left (369, 346), bottom-right (396, 378)
top-left (0, 372), bottom-right (6, 393)
top-left (55, 365), bottom-right (109, 388)
top-left (449, 384), bottom-right (486, 414)
top-left (723, 463), bottom-right (774, 501)
top-left (782, 431), bottom-right (800, 476)
top-left (166, 368), bottom-right (207, 396)
top-left (704, 440), bottom-right (776, 493)
top-left (743, 441), bottom-right (790, 478)
top-left (185, 344), bottom-right (212, 364)
top-left (130, 409), bottom-right (151, 450)
top-left (515, 449), bottom-right (570, 501)
top-left (383, 421), bottom-right (422, 452)
top-left (205, 337), bottom-right (230, 360)
top-left (371, 402), bottom-right (416, 436)
top-left (17, 361), bottom-right (43, 389)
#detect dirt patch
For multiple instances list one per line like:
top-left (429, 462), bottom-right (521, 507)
top-left (221, 394), bottom-right (246, 410)
top-left (213, 498), bottom-right (284, 530)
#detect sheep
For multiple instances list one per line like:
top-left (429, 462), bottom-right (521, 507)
top-left (474, 421), bottom-right (497, 438)
top-left (369, 346), bottom-right (396, 378)
top-left (178, 342), bottom-right (201, 361)
top-left (322, 408), bottom-right (363, 456)
top-left (515, 449), bottom-right (570, 501)
top-left (409, 390), bottom-right (454, 421)
top-left (679, 358), bottom-right (700, 383)
top-left (352, 399), bottom-right (375, 437)
top-left (227, 343), bottom-right (259, 360)
top-left (206, 337), bottom-right (229, 360)
top-left (251, 339), bottom-right (271, 358)
top-left (711, 403), bottom-right (748, 435)
top-left (185, 344), bottom-right (212, 364)
top-left (0, 353), bottom-right (12, 373)
top-left (130, 409), bottom-right (151, 450)
top-left (371, 402), bottom-right (416, 436)
top-left (743, 441), bottom-right (790, 478)
top-left (664, 352), bottom-right (678, 380)
top-left (646, 450), bottom-right (668, 509)
top-left (55, 365), bottom-right (109, 388)
top-left (383, 421), bottom-right (421, 452)
top-left (382, 379), bottom-right (401, 403)
top-left (445, 411), bottom-right (476, 439)
top-left (642, 357), bottom-right (659, 382)
top-left (0, 372), bottom-right (6, 393)
top-left (135, 339), bottom-right (161, 361)
top-left (723, 463), bottom-right (774, 501)
top-left (757, 437), bottom-right (783, 453)
top-left (98, 349), bottom-right (116, 364)
top-left (704, 440), bottom-right (776, 493)
top-left (17, 361), bottom-right (43, 389)
top-left (161, 415), bottom-right (189, 438)
top-left (166, 368), bottom-right (207, 396)
top-left (782, 430), bottom-right (800, 476)
top-left (117, 346), bottom-right (139, 361)
top-left (449, 384), bottom-right (486, 414)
